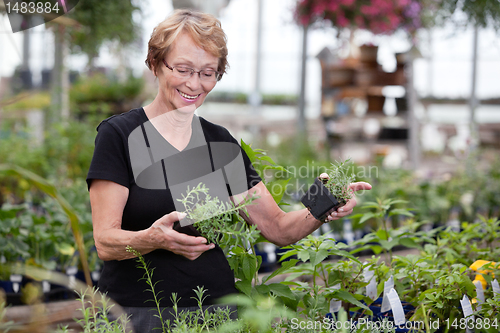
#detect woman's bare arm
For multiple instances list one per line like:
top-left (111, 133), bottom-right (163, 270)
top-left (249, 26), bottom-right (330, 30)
top-left (90, 179), bottom-right (214, 261)
top-left (237, 181), bottom-right (371, 247)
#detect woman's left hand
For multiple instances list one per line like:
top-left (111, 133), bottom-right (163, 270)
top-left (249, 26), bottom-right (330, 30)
top-left (319, 173), bottom-right (372, 222)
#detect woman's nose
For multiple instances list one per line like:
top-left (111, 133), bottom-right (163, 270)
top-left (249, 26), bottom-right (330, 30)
top-left (185, 73), bottom-right (202, 90)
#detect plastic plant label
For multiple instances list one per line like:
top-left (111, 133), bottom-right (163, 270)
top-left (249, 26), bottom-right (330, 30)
top-left (330, 284), bottom-right (342, 313)
top-left (492, 279), bottom-right (500, 295)
top-left (388, 288), bottom-right (405, 326)
top-left (42, 280), bottom-right (51, 293)
top-left (473, 280), bottom-right (485, 309)
top-left (10, 274), bottom-right (22, 293)
top-left (67, 266), bottom-right (78, 289)
top-left (363, 265), bottom-right (377, 301)
top-left (92, 271), bottom-right (101, 282)
top-left (381, 275), bottom-right (394, 313)
top-left (460, 294), bottom-right (475, 333)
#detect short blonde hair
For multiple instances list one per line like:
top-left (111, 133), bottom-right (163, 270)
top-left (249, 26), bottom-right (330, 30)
top-left (146, 9), bottom-right (228, 80)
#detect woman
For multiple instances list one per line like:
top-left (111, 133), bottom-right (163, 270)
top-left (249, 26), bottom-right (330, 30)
top-left (87, 9), bottom-right (371, 332)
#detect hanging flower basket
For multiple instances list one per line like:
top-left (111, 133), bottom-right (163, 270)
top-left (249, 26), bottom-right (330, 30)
top-left (294, 0), bottom-right (423, 35)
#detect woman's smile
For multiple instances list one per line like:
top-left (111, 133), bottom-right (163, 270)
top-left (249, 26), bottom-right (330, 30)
top-left (177, 89), bottom-right (201, 102)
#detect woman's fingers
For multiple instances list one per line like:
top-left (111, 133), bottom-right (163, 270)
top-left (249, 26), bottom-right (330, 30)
top-left (349, 181), bottom-right (372, 192)
top-left (152, 211), bottom-right (214, 260)
top-left (156, 211), bottom-right (187, 227)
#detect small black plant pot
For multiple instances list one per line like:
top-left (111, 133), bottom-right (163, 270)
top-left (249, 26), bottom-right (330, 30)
top-left (301, 178), bottom-right (344, 221)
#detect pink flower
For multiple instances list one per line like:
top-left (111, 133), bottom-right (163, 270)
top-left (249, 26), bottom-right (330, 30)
top-left (340, 0), bottom-right (356, 7)
top-left (337, 13), bottom-right (350, 27)
top-left (387, 13), bottom-right (401, 29)
top-left (355, 16), bottom-right (365, 29)
top-left (294, 0), bottom-right (423, 33)
top-left (313, 2), bottom-right (327, 15)
top-left (299, 15), bottom-right (310, 26)
top-left (327, 2), bottom-right (339, 12)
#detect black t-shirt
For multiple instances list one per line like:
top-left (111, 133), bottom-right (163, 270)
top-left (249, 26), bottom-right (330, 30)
top-left (86, 108), bottom-right (261, 307)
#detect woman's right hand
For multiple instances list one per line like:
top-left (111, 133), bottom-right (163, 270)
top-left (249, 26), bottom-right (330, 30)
top-left (148, 211), bottom-right (215, 260)
top-left (90, 180), bottom-right (214, 261)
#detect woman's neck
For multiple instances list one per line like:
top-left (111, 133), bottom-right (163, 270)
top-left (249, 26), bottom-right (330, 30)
top-left (143, 100), bottom-right (196, 151)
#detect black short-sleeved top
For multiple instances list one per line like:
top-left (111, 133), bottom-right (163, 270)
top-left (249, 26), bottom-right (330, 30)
top-left (86, 108), bottom-right (261, 307)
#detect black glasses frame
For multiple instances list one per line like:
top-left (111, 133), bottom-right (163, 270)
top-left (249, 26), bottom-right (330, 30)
top-left (163, 60), bottom-right (222, 82)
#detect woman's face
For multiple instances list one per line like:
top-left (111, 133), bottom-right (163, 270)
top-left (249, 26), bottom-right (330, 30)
top-left (157, 32), bottom-right (219, 112)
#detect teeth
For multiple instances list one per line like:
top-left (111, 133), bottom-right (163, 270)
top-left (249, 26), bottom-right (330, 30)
top-left (179, 91), bottom-right (200, 100)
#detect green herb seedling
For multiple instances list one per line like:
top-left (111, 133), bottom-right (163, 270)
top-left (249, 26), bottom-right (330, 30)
top-left (322, 158), bottom-right (355, 208)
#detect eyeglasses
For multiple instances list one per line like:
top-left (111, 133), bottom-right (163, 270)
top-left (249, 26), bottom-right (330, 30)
top-left (163, 60), bottom-right (222, 82)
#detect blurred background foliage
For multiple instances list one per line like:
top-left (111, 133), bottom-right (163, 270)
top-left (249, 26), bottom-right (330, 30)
top-left (66, 0), bottom-right (142, 67)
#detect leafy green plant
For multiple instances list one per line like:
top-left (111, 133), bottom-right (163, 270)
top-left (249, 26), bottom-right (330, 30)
top-left (351, 198), bottom-right (418, 263)
top-left (126, 246), bottom-right (238, 333)
top-left (177, 183), bottom-right (258, 247)
top-left (277, 234), bottom-right (371, 320)
top-left (392, 254), bottom-right (439, 307)
top-left (322, 158), bottom-right (355, 206)
top-left (217, 293), bottom-right (295, 333)
top-left (413, 264), bottom-right (477, 329)
top-left (126, 246), bottom-right (167, 332)
top-left (0, 165), bottom-right (92, 285)
top-left (240, 140), bottom-right (290, 206)
top-left (474, 293), bottom-right (500, 323)
top-left (164, 287), bottom-right (237, 333)
top-left (76, 287), bottom-right (131, 333)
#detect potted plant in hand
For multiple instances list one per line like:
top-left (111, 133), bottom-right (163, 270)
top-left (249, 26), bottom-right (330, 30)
top-left (301, 158), bottom-right (355, 222)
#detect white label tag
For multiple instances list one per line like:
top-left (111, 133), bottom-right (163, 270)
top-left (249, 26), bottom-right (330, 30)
top-left (10, 274), bottom-right (22, 293)
top-left (363, 266), bottom-right (377, 301)
top-left (460, 294), bottom-right (475, 333)
top-left (92, 270), bottom-right (101, 282)
top-left (492, 279), bottom-right (500, 295)
top-left (388, 288), bottom-right (405, 326)
top-left (42, 280), bottom-right (51, 293)
top-left (330, 284), bottom-right (342, 313)
top-left (381, 276), bottom-right (394, 312)
top-left (66, 266), bottom-right (78, 276)
top-left (473, 280), bottom-right (485, 310)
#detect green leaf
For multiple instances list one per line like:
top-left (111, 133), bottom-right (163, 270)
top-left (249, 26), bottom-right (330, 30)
top-left (297, 249), bottom-right (310, 263)
top-left (255, 284), bottom-right (270, 295)
top-left (380, 239), bottom-right (399, 251)
top-left (262, 259), bottom-right (299, 283)
top-left (56, 243), bottom-right (75, 256)
top-left (330, 290), bottom-right (371, 312)
top-left (268, 283), bottom-right (295, 300)
top-left (387, 199), bottom-right (408, 206)
top-left (361, 201), bottom-right (380, 208)
top-left (359, 212), bottom-right (376, 224)
top-left (329, 249), bottom-right (361, 263)
top-left (265, 178), bottom-right (291, 204)
top-left (399, 237), bottom-right (420, 249)
top-left (389, 209), bottom-right (414, 217)
top-left (310, 249), bottom-right (329, 267)
top-left (277, 248), bottom-right (297, 262)
top-left (235, 280), bottom-right (252, 297)
top-left (242, 254), bottom-right (254, 280)
top-left (375, 229), bottom-right (390, 240)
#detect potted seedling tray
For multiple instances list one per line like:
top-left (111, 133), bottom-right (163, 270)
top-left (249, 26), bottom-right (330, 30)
top-left (301, 159), bottom-right (355, 221)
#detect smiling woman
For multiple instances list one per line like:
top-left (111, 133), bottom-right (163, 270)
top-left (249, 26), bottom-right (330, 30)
top-left (86, 8), bottom-right (370, 332)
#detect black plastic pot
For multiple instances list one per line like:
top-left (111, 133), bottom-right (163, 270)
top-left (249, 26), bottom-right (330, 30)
top-left (301, 178), bottom-right (343, 221)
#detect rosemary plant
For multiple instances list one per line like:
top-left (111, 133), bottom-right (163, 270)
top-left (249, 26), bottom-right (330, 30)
top-left (126, 246), bottom-right (236, 333)
top-left (125, 246), bottom-right (167, 333)
top-left (177, 183), bottom-right (258, 249)
top-left (322, 158), bottom-right (355, 206)
top-left (75, 287), bottom-right (131, 333)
